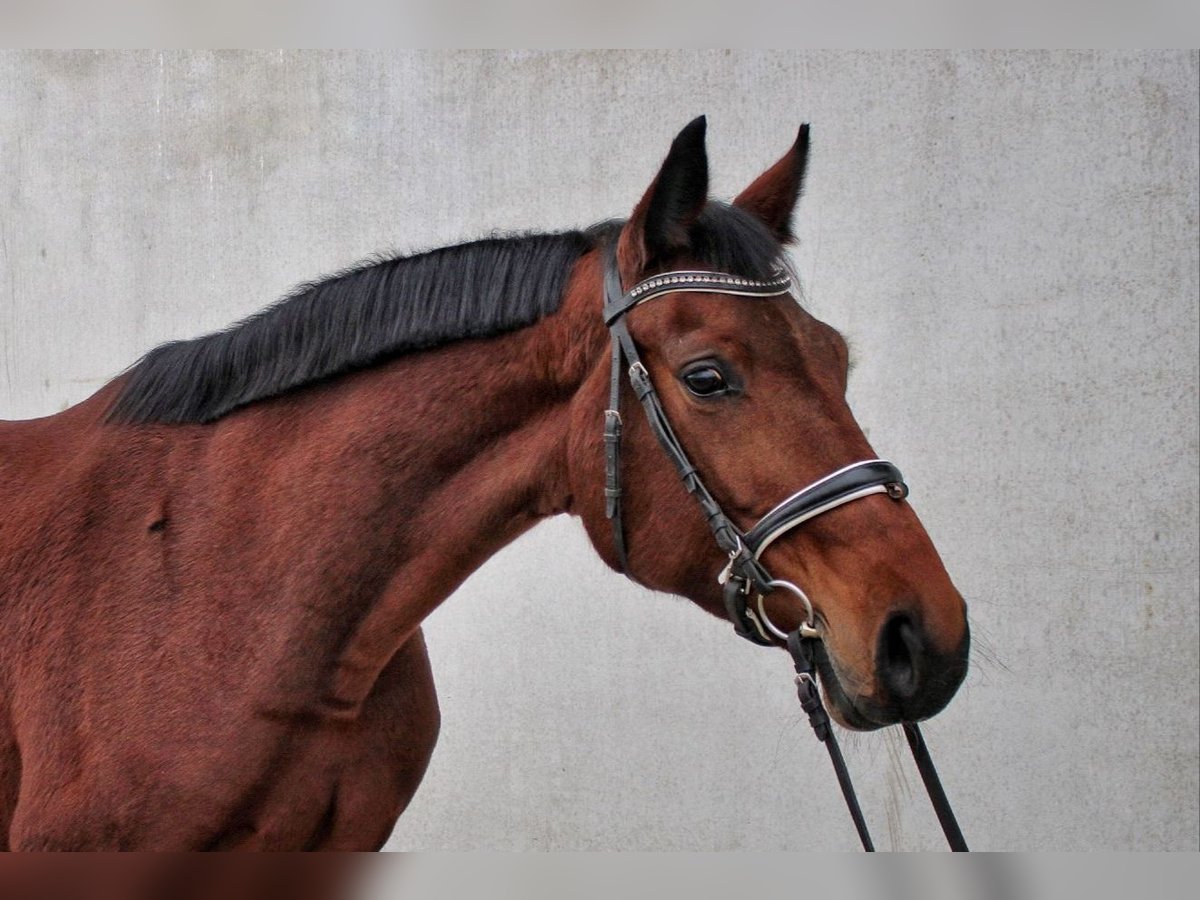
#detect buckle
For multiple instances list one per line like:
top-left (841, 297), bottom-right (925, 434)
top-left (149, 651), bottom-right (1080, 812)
top-left (716, 534), bottom-right (745, 585)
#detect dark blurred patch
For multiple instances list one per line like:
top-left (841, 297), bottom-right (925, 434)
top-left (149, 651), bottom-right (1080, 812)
top-left (355, 854), bottom-right (1200, 900)
top-left (0, 853), bottom-right (376, 900)
top-left (863, 852), bottom-right (1028, 900)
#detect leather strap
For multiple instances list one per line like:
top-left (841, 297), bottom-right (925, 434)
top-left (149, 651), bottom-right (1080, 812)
top-left (603, 247), bottom-right (781, 581)
top-left (903, 722), bottom-right (969, 851)
top-left (788, 631), bottom-right (874, 851)
top-left (604, 258), bottom-right (630, 572)
top-left (743, 460), bottom-right (908, 557)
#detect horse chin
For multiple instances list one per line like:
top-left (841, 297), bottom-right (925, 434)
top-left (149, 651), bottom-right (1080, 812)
top-left (811, 643), bottom-right (892, 732)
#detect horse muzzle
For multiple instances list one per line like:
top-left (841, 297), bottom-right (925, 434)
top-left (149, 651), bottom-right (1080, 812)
top-left (817, 611), bottom-right (971, 730)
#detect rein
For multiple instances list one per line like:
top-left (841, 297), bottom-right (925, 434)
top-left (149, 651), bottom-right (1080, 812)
top-left (601, 247), bottom-right (968, 851)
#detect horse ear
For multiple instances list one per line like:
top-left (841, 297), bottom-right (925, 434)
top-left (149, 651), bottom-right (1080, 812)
top-left (617, 115), bottom-right (710, 275)
top-left (733, 123), bottom-right (810, 243)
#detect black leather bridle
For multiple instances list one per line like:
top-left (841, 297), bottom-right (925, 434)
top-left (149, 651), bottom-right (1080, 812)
top-left (602, 247), bottom-right (909, 644)
top-left (601, 246), bottom-right (967, 851)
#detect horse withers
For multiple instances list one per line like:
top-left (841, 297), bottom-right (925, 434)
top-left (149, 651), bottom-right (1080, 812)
top-left (0, 117), bottom-right (968, 850)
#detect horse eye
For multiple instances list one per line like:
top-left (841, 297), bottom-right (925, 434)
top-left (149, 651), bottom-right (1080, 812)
top-left (682, 365), bottom-right (729, 397)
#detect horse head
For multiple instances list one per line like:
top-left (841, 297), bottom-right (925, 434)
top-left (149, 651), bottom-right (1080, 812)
top-left (569, 117), bottom-right (969, 729)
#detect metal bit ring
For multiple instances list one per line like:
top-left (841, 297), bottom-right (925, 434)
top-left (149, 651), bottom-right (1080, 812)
top-left (755, 578), bottom-right (820, 641)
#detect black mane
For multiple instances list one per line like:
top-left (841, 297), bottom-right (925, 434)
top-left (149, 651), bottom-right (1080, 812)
top-left (108, 203), bottom-right (784, 424)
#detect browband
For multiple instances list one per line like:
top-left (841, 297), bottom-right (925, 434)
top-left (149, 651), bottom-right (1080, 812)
top-left (603, 268), bottom-right (792, 325)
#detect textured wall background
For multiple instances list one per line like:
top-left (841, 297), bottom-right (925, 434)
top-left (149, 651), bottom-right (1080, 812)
top-left (1, 50), bottom-right (1196, 850)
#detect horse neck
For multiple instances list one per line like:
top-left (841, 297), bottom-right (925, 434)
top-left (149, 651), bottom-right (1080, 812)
top-left (245, 295), bottom-right (599, 580)
top-left (216, 251), bottom-right (609, 714)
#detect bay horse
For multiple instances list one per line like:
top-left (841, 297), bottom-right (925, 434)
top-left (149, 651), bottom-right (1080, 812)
top-left (0, 117), bottom-right (968, 850)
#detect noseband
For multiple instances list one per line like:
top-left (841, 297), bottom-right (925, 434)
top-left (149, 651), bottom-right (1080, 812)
top-left (600, 246), bottom-right (967, 851)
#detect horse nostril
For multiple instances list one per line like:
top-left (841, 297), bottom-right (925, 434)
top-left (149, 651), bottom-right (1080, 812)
top-left (880, 613), bottom-right (923, 700)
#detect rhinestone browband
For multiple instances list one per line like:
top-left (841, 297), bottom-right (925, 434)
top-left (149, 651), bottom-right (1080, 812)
top-left (628, 269), bottom-right (791, 298)
top-left (604, 267), bottom-right (793, 325)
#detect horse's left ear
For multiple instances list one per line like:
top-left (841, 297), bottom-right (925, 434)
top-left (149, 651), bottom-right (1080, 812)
top-left (733, 124), bottom-right (810, 243)
top-left (618, 116), bottom-right (710, 276)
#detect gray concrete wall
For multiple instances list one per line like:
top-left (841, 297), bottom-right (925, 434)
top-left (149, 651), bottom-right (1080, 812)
top-left (1, 50), bottom-right (1196, 850)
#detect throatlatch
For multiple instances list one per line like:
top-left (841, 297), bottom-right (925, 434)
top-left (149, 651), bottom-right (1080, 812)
top-left (600, 244), bottom-right (967, 851)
